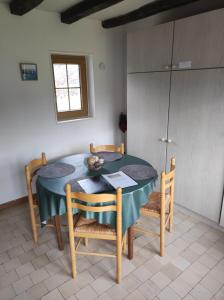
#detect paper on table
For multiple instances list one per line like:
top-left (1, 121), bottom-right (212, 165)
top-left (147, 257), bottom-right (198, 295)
top-left (102, 171), bottom-right (138, 189)
top-left (77, 177), bottom-right (110, 194)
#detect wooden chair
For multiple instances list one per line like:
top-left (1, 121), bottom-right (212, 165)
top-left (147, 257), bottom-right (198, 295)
top-left (90, 143), bottom-right (125, 155)
top-left (66, 185), bottom-right (123, 283)
top-left (25, 153), bottom-right (54, 243)
top-left (134, 157), bottom-right (176, 256)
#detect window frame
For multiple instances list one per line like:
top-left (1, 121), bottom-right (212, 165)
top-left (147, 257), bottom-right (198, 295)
top-left (51, 54), bottom-right (89, 122)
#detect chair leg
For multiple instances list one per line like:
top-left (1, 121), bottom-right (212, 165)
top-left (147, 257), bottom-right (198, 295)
top-left (69, 234), bottom-right (77, 279)
top-left (29, 204), bottom-right (38, 243)
top-left (53, 216), bottom-right (64, 251)
top-left (160, 214), bottom-right (165, 257)
top-left (84, 238), bottom-right (88, 246)
top-left (169, 202), bottom-right (174, 232)
top-left (116, 236), bottom-right (122, 283)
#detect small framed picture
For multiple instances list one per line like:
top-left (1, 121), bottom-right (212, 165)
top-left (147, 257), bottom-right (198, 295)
top-left (20, 63), bottom-right (38, 80)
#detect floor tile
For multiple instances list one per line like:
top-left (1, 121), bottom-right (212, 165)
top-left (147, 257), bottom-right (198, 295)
top-left (32, 254), bottom-right (50, 269)
top-left (44, 272), bottom-right (70, 291)
top-left (0, 270), bottom-right (19, 289)
top-left (133, 264), bottom-right (153, 282)
top-left (151, 271), bottom-right (171, 289)
top-left (13, 275), bottom-right (33, 295)
top-left (161, 262), bottom-right (181, 280)
top-left (58, 278), bottom-right (80, 299)
top-left (91, 275), bottom-right (115, 295)
top-left (213, 286), bottom-right (224, 300)
top-left (16, 262), bottom-right (35, 278)
top-left (0, 252), bottom-right (10, 264)
top-left (200, 273), bottom-right (223, 295)
top-left (26, 282), bottom-right (48, 299)
top-left (30, 268), bottom-right (49, 284)
top-left (137, 280), bottom-right (160, 299)
top-left (3, 257), bottom-right (22, 273)
top-left (171, 256), bottom-right (191, 271)
top-left (124, 289), bottom-right (146, 299)
top-left (180, 269), bottom-right (200, 287)
top-left (107, 284), bottom-right (129, 300)
top-left (157, 286), bottom-right (181, 300)
top-left (169, 277), bottom-right (192, 298)
top-left (8, 246), bottom-right (24, 259)
top-left (76, 285), bottom-right (98, 300)
top-left (41, 288), bottom-right (64, 300)
top-left (0, 285), bottom-right (15, 300)
top-left (190, 283), bottom-right (213, 300)
top-left (120, 273), bottom-right (141, 293)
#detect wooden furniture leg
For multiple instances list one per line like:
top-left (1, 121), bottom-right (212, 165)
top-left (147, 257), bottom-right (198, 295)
top-left (128, 226), bottom-right (134, 260)
top-left (53, 216), bottom-right (64, 250)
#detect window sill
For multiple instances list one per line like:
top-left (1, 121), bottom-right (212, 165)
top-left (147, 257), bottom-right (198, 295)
top-left (56, 116), bottom-right (94, 124)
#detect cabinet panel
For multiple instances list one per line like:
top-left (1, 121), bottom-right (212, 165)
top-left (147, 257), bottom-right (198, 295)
top-left (173, 9), bottom-right (224, 69)
top-left (127, 72), bottom-right (170, 177)
top-left (127, 22), bottom-right (173, 73)
top-left (167, 69), bottom-right (224, 222)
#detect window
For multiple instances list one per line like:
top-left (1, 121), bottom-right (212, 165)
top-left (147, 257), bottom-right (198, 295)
top-left (51, 54), bottom-right (88, 121)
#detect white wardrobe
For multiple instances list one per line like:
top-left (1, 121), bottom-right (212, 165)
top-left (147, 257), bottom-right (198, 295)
top-left (127, 9), bottom-right (224, 224)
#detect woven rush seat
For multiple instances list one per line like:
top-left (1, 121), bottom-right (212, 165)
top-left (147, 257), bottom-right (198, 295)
top-left (141, 192), bottom-right (170, 214)
top-left (74, 214), bottom-right (116, 236)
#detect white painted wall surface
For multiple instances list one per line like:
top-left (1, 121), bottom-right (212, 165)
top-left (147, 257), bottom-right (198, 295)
top-left (0, 4), bottom-right (124, 204)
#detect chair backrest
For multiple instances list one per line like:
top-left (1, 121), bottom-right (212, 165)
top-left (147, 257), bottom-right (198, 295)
top-left (160, 157), bottom-right (176, 207)
top-left (90, 143), bottom-right (124, 155)
top-left (66, 185), bottom-right (122, 233)
top-left (25, 153), bottom-right (47, 198)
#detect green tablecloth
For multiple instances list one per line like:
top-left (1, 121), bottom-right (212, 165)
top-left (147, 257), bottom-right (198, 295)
top-left (36, 153), bottom-right (157, 234)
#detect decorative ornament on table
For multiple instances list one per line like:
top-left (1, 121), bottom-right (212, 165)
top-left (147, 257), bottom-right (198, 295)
top-left (87, 155), bottom-right (105, 171)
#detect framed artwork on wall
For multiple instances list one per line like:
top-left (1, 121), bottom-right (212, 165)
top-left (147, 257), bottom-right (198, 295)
top-left (20, 63), bottom-right (38, 80)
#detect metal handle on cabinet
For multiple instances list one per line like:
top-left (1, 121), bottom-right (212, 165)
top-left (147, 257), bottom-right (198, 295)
top-left (160, 137), bottom-right (167, 142)
top-left (167, 139), bottom-right (173, 143)
top-left (172, 65), bottom-right (177, 69)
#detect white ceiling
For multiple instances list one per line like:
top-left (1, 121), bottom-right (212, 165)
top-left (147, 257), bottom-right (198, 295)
top-left (0, 0), bottom-right (155, 20)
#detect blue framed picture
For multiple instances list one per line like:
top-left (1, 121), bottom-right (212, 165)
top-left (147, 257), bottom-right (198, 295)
top-left (20, 63), bottom-right (38, 80)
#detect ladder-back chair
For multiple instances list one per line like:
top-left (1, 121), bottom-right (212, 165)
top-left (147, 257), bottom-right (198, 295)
top-left (90, 143), bottom-right (124, 155)
top-left (66, 185), bottom-right (123, 283)
top-left (25, 153), bottom-right (54, 243)
top-left (134, 157), bottom-right (176, 256)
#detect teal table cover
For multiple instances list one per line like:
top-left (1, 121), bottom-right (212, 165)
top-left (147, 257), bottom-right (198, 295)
top-left (36, 153), bottom-right (157, 234)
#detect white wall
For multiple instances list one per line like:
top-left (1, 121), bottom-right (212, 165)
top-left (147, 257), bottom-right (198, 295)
top-left (0, 4), bottom-right (124, 204)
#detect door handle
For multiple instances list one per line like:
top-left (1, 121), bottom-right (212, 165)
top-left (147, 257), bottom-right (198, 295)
top-left (159, 137), bottom-right (167, 142)
top-left (159, 138), bottom-right (173, 143)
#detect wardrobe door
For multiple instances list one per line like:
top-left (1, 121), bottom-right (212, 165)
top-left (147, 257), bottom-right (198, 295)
top-left (127, 22), bottom-right (173, 73)
top-left (127, 72), bottom-right (170, 176)
top-left (167, 69), bottom-right (224, 222)
top-left (173, 9), bottom-right (224, 70)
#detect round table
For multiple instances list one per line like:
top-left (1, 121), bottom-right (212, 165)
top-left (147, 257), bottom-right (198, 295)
top-left (36, 153), bottom-right (157, 257)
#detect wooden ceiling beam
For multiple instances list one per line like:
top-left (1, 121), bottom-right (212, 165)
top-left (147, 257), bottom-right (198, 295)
top-left (102, 0), bottom-right (200, 28)
top-left (61, 0), bottom-right (125, 24)
top-left (9, 0), bottom-right (44, 16)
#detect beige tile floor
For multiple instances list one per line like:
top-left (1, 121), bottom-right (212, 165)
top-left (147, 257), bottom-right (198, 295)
top-left (0, 203), bottom-right (224, 300)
